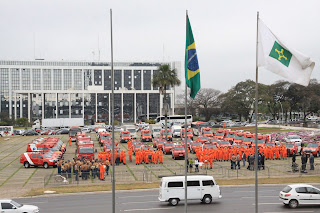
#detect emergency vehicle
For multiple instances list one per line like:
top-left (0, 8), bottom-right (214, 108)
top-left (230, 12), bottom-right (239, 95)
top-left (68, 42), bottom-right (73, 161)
top-left (302, 142), bottom-right (319, 157)
top-left (155, 138), bottom-right (166, 150)
top-left (69, 126), bottom-right (82, 142)
top-left (234, 132), bottom-right (245, 145)
top-left (171, 145), bottom-right (185, 160)
top-left (180, 128), bottom-right (193, 140)
top-left (132, 142), bottom-right (144, 154)
top-left (218, 141), bottom-right (231, 148)
top-left (196, 136), bottom-right (209, 144)
top-left (214, 129), bottom-right (228, 140)
top-left (224, 131), bottom-right (238, 143)
top-left (141, 130), bottom-right (152, 142)
top-left (161, 129), bottom-right (173, 141)
top-left (77, 144), bottom-right (94, 160)
top-left (200, 127), bottom-right (213, 137)
top-left (181, 139), bottom-right (192, 150)
top-left (26, 143), bottom-right (63, 158)
top-left (20, 152), bottom-right (58, 168)
top-left (29, 137), bottom-right (66, 153)
top-left (286, 142), bottom-right (300, 156)
top-left (243, 134), bottom-right (255, 146)
top-left (190, 141), bottom-right (202, 153)
top-left (76, 136), bottom-right (91, 145)
top-left (120, 131), bottom-right (131, 143)
top-left (203, 143), bottom-right (217, 150)
top-left (163, 141), bottom-right (174, 154)
top-left (98, 131), bottom-right (111, 145)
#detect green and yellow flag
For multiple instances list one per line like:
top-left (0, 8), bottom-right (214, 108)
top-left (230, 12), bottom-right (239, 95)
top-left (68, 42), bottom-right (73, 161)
top-left (185, 14), bottom-right (200, 99)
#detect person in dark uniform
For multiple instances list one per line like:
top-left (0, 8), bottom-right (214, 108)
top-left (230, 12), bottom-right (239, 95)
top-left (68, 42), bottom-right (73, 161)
top-left (261, 153), bottom-right (265, 170)
top-left (301, 153), bottom-right (307, 172)
top-left (74, 163), bottom-right (79, 182)
top-left (309, 154), bottom-right (315, 170)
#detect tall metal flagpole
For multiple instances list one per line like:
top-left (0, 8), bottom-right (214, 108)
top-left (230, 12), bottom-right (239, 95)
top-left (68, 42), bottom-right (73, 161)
top-left (184, 10), bottom-right (188, 213)
top-left (254, 11), bottom-right (259, 213)
top-left (110, 8), bottom-right (116, 213)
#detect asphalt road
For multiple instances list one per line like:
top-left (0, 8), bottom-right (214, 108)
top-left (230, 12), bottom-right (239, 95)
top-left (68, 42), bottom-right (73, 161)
top-left (15, 185), bottom-right (320, 213)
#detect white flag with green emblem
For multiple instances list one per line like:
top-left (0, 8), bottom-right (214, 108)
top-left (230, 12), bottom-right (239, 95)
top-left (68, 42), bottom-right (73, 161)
top-left (258, 19), bottom-right (315, 86)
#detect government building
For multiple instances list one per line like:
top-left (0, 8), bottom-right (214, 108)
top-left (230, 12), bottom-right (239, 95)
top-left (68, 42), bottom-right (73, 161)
top-left (0, 60), bottom-right (181, 124)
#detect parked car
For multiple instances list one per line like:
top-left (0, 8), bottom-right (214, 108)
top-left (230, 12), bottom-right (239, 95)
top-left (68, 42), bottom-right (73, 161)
top-left (279, 184), bottom-right (320, 208)
top-left (0, 199), bottom-right (39, 213)
top-left (284, 135), bottom-right (302, 143)
top-left (13, 129), bottom-right (25, 135)
top-left (171, 145), bottom-right (185, 160)
top-left (22, 129), bottom-right (38, 136)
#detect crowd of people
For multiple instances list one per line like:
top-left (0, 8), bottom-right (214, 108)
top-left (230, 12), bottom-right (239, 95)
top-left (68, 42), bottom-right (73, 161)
top-left (57, 157), bottom-right (110, 181)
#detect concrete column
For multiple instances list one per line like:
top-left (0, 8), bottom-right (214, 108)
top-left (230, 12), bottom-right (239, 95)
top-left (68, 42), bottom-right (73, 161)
top-left (30, 69), bottom-right (33, 90)
top-left (121, 69), bottom-right (124, 90)
top-left (55, 93), bottom-right (58, 119)
top-left (69, 93), bottom-right (71, 118)
top-left (131, 70), bottom-right (134, 89)
top-left (134, 93), bottom-right (136, 123)
top-left (81, 69), bottom-right (84, 90)
top-left (62, 69), bottom-right (64, 90)
top-left (14, 93), bottom-right (17, 120)
top-left (51, 70), bottom-right (54, 90)
top-left (28, 93), bottom-right (31, 122)
top-left (42, 93), bottom-right (45, 120)
top-left (82, 93), bottom-right (85, 119)
top-left (151, 70), bottom-right (153, 91)
top-left (141, 70), bottom-right (144, 90)
top-left (8, 69), bottom-right (12, 119)
top-left (71, 69), bottom-right (74, 89)
top-left (20, 94), bottom-right (23, 118)
top-left (147, 93), bottom-right (149, 120)
top-left (121, 93), bottom-right (123, 124)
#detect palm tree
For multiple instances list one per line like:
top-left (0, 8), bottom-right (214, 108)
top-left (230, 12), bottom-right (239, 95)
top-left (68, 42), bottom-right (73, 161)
top-left (152, 64), bottom-right (181, 140)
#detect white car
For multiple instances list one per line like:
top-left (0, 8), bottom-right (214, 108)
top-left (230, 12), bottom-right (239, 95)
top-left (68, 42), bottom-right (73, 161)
top-left (284, 135), bottom-right (302, 143)
top-left (279, 184), bottom-right (320, 208)
top-left (0, 199), bottom-right (39, 212)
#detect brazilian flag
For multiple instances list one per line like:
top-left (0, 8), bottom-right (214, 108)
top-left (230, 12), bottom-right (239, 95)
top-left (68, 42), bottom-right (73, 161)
top-left (185, 14), bottom-right (200, 99)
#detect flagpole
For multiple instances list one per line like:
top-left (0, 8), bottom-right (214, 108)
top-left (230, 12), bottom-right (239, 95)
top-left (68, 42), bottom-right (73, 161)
top-left (110, 8), bottom-right (116, 213)
top-left (254, 11), bottom-right (259, 213)
top-left (184, 10), bottom-right (188, 213)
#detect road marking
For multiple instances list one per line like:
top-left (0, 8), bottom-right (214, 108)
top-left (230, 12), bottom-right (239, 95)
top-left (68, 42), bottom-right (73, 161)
top-left (121, 201), bottom-right (158, 205)
top-left (252, 203), bottom-right (279, 205)
top-left (123, 207), bottom-right (175, 212)
top-left (119, 195), bottom-right (158, 199)
top-left (264, 211), bottom-right (314, 213)
top-left (242, 196), bottom-right (278, 198)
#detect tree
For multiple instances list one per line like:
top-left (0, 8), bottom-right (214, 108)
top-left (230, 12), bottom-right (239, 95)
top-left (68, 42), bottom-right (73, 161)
top-left (152, 64), bottom-right (181, 138)
top-left (16, 117), bottom-right (29, 127)
top-left (193, 88), bottom-right (222, 121)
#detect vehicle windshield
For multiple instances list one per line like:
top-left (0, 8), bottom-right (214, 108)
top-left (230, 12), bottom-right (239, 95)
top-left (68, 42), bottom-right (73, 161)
top-left (11, 200), bottom-right (22, 208)
top-left (215, 133), bottom-right (224, 136)
top-left (51, 146), bottom-right (59, 151)
top-left (128, 129), bottom-right (136, 133)
top-left (226, 134), bottom-right (235, 138)
top-left (203, 130), bottom-right (212, 134)
top-left (135, 144), bottom-right (143, 148)
top-left (79, 148), bottom-right (94, 154)
top-left (101, 136), bottom-right (110, 139)
top-left (235, 136), bottom-right (244, 140)
top-left (43, 153), bottom-right (52, 158)
top-left (158, 140), bottom-right (165, 144)
top-left (220, 141), bottom-right (230, 145)
top-left (288, 135), bottom-right (300, 139)
top-left (200, 137), bottom-right (209, 140)
top-left (257, 139), bottom-right (265, 143)
top-left (265, 143), bottom-right (274, 147)
top-left (122, 133), bottom-right (130, 137)
top-left (244, 137), bottom-right (254, 142)
top-left (142, 132), bottom-right (151, 136)
top-left (174, 147), bottom-right (184, 150)
top-left (153, 129), bottom-right (161, 132)
top-left (70, 128), bottom-right (81, 136)
top-left (174, 129), bottom-right (180, 132)
top-left (307, 143), bottom-right (318, 147)
top-left (286, 144), bottom-right (294, 147)
top-left (192, 142), bottom-right (202, 146)
top-left (165, 143), bottom-right (173, 146)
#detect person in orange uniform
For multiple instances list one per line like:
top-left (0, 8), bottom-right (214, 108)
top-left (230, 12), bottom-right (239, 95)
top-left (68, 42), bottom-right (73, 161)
top-left (122, 151), bottom-right (126, 165)
top-left (69, 137), bottom-right (72, 146)
top-left (100, 163), bottom-right (105, 180)
top-left (128, 149), bottom-right (133, 162)
top-left (159, 150), bottom-right (163, 164)
top-left (135, 150), bottom-right (140, 165)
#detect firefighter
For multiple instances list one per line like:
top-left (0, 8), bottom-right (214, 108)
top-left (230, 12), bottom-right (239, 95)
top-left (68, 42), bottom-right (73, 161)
top-left (128, 149), bottom-right (133, 162)
top-left (69, 137), bottom-right (72, 146)
top-left (100, 163), bottom-right (105, 181)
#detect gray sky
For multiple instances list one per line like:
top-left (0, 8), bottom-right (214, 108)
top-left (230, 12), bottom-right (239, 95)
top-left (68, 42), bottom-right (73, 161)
top-left (0, 0), bottom-right (319, 92)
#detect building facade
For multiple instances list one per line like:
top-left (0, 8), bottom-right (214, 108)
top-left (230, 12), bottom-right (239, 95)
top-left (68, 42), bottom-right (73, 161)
top-left (0, 60), bottom-right (180, 125)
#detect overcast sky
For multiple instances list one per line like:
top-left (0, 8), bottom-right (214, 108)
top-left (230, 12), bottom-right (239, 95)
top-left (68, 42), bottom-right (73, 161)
top-left (0, 0), bottom-right (319, 92)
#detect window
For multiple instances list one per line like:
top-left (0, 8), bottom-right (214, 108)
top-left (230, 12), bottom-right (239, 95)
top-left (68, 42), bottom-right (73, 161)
top-left (307, 187), bottom-right (320, 194)
top-left (37, 155), bottom-right (43, 159)
top-left (32, 154), bottom-right (37, 158)
top-left (295, 187), bottom-right (307, 193)
top-left (168, 181), bottom-right (183, 188)
top-left (1, 203), bottom-right (13, 209)
top-left (37, 147), bottom-right (43, 150)
top-left (187, 181), bottom-right (200, 187)
top-left (282, 186), bottom-right (292, 193)
top-left (202, 180), bottom-right (215, 186)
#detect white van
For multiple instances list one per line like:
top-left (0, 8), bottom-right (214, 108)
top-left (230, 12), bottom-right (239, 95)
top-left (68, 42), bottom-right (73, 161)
top-left (150, 125), bottom-right (162, 138)
top-left (159, 175), bottom-right (221, 206)
top-left (171, 125), bottom-right (181, 138)
top-left (124, 125), bottom-right (137, 139)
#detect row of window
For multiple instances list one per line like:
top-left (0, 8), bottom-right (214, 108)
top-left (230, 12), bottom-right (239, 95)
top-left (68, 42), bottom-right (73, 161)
top-left (167, 180), bottom-right (215, 188)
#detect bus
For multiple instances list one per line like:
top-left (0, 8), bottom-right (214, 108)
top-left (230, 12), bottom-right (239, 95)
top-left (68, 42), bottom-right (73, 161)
top-left (0, 126), bottom-right (14, 137)
top-left (191, 121), bottom-right (210, 136)
top-left (155, 115), bottom-right (192, 127)
top-left (69, 126), bottom-right (82, 142)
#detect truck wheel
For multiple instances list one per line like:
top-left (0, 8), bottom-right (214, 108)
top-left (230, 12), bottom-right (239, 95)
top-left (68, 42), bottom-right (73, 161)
top-left (169, 198), bottom-right (179, 206)
top-left (24, 162), bottom-right (30, 168)
top-left (289, 199), bottom-right (298, 208)
top-left (317, 152), bottom-right (319, 158)
top-left (202, 195), bottom-right (212, 204)
top-left (43, 163), bottom-right (49, 169)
